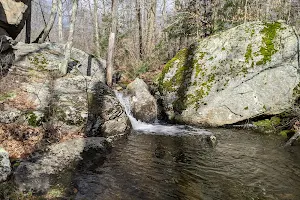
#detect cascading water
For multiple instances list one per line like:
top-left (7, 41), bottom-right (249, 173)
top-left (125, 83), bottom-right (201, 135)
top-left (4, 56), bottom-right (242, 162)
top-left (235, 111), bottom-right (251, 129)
top-left (115, 91), bottom-right (213, 137)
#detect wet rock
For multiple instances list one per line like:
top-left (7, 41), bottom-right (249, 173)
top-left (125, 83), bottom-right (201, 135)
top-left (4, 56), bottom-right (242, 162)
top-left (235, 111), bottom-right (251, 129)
top-left (126, 78), bottom-right (158, 123)
top-left (206, 135), bottom-right (217, 147)
top-left (0, 147), bottom-right (11, 182)
top-left (158, 21), bottom-right (299, 126)
top-left (14, 137), bottom-right (110, 193)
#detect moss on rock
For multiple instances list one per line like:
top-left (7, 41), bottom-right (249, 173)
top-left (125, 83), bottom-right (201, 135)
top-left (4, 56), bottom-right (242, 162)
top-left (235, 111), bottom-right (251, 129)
top-left (0, 92), bottom-right (16, 102)
top-left (280, 130), bottom-right (295, 138)
top-left (253, 116), bottom-right (281, 133)
top-left (158, 48), bottom-right (188, 92)
top-left (256, 22), bottom-right (284, 65)
top-left (26, 112), bottom-right (41, 127)
top-left (245, 44), bottom-right (253, 63)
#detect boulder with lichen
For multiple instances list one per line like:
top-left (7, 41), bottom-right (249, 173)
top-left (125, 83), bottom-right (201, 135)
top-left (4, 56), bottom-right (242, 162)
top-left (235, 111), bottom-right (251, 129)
top-left (158, 21), bottom-right (299, 126)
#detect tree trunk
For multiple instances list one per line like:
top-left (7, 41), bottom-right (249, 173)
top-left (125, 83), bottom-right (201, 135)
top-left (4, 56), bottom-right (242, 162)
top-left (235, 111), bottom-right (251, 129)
top-left (244, 0), bottom-right (248, 24)
top-left (25, 0), bottom-right (31, 44)
top-left (58, 0), bottom-right (63, 42)
top-left (106, 0), bottom-right (118, 87)
top-left (94, 0), bottom-right (100, 57)
top-left (37, 0), bottom-right (58, 43)
top-left (203, 0), bottom-right (213, 37)
top-left (136, 0), bottom-right (143, 60)
top-left (60, 0), bottom-right (78, 74)
top-left (146, 0), bottom-right (157, 55)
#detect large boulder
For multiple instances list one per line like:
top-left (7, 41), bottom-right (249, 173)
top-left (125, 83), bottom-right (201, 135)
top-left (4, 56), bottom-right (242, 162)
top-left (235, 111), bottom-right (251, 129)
top-left (0, 147), bottom-right (11, 182)
top-left (14, 137), bottom-right (110, 193)
top-left (13, 42), bottom-right (106, 82)
top-left (0, 0), bottom-right (30, 39)
top-left (0, 42), bottom-right (130, 138)
top-left (158, 21), bottom-right (299, 126)
top-left (126, 78), bottom-right (158, 122)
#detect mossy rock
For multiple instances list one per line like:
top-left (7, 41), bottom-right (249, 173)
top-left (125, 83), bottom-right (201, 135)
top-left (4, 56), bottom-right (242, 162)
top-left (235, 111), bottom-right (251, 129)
top-left (0, 92), bottom-right (16, 102)
top-left (280, 130), bottom-right (295, 139)
top-left (158, 21), bottom-right (299, 126)
top-left (253, 116), bottom-right (281, 133)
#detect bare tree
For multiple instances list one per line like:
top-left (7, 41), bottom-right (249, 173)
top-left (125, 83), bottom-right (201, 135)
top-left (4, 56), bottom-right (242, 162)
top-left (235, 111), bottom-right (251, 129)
top-left (25, 0), bottom-right (32, 43)
top-left (94, 0), bottom-right (100, 57)
top-left (146, 0), bottom-right (157, 55)
top-left (244, 0), bottom-right (248, 24)
top-left (136, 0), bottom-right (143, 60)
top-left (60, 0), bottom-right (79, 74)
top-left (58, 0), bottom-right (63, 42)
top-left (106, 0), bottom-right (118, 87)
top-left (36, 0), bottom-right (58, 43)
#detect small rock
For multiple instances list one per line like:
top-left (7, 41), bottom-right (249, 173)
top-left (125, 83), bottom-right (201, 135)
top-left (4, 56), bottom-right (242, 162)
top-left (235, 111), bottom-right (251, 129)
top-left (14, 137), bottom-right (110, 193)
top-left (0, 147), bottom-right (11, 182)
top-left (126, 78), bottom-right (158, 123)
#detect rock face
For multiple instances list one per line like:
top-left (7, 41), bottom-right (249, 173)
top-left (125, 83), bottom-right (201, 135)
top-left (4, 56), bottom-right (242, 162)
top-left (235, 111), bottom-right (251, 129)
top-left (14, 42), bottom-right (106, 82)
top-left (0, 42), bottom-right (130, 137)
top-left (126, 78), bottom-right (157, 122)
top-left (86, 82), bottom-right (131, 137)
top-left (14, 137), bottom-right (110, 193)
top-left (158, 21), bottom-right (299, 126)
top-left (0, 0), bottom-right (30, 39)
top-left (0, 147), bottom-right (11, 182)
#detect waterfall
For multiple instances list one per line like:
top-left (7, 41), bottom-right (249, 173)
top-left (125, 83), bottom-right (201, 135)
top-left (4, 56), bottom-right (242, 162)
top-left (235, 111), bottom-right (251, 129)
top-left (115, 91), bottom-right (212, 136)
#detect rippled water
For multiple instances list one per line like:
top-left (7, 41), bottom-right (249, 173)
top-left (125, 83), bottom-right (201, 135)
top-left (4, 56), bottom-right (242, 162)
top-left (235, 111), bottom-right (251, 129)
top-left (74, 129), bottom-right (300, 200)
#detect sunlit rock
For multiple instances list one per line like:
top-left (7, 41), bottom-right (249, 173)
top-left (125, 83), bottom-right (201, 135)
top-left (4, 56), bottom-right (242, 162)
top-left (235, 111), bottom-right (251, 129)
top-left (126, 78), bottom-right (158, 123)
top-left (0, 147), bottom-right (11, 182)
top-left (158, 21), bottom-right (299, 126)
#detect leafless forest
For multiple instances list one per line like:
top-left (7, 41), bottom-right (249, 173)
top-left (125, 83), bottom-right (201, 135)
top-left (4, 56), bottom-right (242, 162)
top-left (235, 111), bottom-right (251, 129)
top-left (18, 0), bottom-right (300, 80)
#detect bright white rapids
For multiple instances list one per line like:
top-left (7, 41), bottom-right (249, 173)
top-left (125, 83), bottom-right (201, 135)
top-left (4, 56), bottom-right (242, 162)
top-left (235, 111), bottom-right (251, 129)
top-left (115, 91), bottom-right (212, 136)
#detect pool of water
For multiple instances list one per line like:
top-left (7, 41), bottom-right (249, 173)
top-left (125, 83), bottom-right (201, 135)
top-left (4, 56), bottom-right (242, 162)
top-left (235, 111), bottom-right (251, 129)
top-left (73, 128), bottom-right (300, 200)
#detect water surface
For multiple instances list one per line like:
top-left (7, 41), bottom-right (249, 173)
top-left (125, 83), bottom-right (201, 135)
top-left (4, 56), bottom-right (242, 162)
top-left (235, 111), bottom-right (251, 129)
top-left (74, 128), bottom-right (300, 200)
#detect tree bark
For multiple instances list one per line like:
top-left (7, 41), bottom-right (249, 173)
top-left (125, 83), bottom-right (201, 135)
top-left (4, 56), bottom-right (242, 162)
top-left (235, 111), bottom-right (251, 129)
top-left (58, 0), bottom-right (63, 43)
top-left (93, 0), bottom-right (100, 57)
top-left (244, 0), bottom-right (248, 24)
top-left (60, 0), bottom-right (78, 74)
top-left (146, 0), bottom-right (157, 55)
top-left (37, 0), bottom-right (58, 43)
top-left (25, 0), bottom-right (31, 44)
top-left (106, 0), bottom-right (118, 87)
top-left (136, 0), bottom-right (143, 60)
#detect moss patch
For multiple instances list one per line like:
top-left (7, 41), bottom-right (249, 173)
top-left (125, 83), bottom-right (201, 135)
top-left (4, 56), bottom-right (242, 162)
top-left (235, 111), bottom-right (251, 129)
top-left (28, 54), bottom-right (49, 71)
top-left (158, 48), bottom-right (189, 92)
top-left (0, 92), bottom-right (15, 102)
top-left (256, 22), bottom-right (284, 65)
top-left (253, 116), bottom-right (281, 133)
top-left (245, 44), bottom-right (253, 63)
top-left (280, 130), bottom-right (295, 138)
top-left (26, 112), bottom-right (41, 127)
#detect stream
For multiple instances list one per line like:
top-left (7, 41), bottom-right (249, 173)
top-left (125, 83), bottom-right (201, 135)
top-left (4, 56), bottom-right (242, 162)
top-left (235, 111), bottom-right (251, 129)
top-left (71, 92), bottom-right (300, 200)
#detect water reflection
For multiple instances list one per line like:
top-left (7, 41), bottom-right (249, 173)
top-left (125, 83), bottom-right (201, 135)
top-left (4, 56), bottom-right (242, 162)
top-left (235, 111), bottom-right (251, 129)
top-left (74, 129), bottom-right (300, 200)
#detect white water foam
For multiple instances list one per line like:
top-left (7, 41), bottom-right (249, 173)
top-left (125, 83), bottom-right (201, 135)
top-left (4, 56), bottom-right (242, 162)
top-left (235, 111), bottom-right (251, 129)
top-left (115, 91), bottom-right (212, 136)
